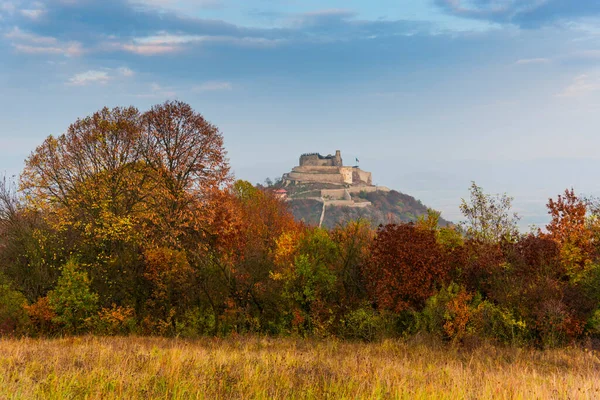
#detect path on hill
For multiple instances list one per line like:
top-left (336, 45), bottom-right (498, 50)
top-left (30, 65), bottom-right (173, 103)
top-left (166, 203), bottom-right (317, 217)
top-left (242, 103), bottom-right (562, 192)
top-left (319, 196), bottom-right (326, 228)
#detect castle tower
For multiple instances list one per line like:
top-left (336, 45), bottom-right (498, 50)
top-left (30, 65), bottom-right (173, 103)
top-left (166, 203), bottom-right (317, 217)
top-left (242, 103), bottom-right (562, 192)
top-left (334, 150), bottom-right (342, 167)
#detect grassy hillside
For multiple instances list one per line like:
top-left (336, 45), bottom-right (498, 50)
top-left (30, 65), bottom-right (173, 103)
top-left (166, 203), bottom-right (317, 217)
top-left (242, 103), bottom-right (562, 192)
top-left (0, 336), bottom-right (598, 399)
top-left (288, 188), bottom-right (451, 228)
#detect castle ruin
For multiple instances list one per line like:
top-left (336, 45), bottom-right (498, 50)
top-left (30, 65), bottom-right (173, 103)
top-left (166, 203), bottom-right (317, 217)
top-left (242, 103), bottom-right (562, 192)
top-left (283, 150), bottom-right (372, 186)
top-left (281, 150), bottom-right (390, 227)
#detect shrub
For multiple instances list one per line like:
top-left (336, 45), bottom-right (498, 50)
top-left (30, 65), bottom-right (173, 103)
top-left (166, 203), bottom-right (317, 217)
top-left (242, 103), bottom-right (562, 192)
top-left (94, 304), bottom-right (137, 335)
top-left (48, 258), bottom-right (99, 334)
top-left (416, 283), bottom-right (528, 344)
top-left (24, 296), bottom-right (57, 335)
top-left (339, 306), bottom-right (387, 342)
top-left (0, 274), bottom-right (29, 335)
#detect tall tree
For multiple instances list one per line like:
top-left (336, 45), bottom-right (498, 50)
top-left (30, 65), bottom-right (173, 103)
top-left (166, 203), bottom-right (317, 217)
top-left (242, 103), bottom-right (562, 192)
top-left (460, 182), bottom-right (520, 244)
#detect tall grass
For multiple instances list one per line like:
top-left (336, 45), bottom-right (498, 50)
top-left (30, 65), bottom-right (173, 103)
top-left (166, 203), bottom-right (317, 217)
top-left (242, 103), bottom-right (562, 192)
top-left (0, 336), bottom-right (599, 399)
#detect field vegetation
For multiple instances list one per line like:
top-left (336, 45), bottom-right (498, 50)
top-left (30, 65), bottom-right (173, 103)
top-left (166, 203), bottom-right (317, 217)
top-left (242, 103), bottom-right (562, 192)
top-left (1, 335), bottom-right (600, 399)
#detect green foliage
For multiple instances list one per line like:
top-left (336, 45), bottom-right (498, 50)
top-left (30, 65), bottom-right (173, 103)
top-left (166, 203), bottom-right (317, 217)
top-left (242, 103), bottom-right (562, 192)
top-left (48, 259), bottom-right (99, 334)
top-left (174, 307), bottom-right (216, 338)
top-left (339, 306), bottom-right (387, 342)
top-left (460, 182), bottom-right (520, 244)
top-left (415, 283), bottom-right (528, 344)
top-left (0, 274), bottom-right (29, 335)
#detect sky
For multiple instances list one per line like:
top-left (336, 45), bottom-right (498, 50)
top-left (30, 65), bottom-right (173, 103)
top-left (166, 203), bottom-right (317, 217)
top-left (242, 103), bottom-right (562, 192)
top-left (2, 0), bottom-right (600, 227)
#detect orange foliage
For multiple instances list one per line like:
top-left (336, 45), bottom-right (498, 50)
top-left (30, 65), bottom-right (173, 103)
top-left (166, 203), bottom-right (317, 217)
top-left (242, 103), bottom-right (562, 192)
top-left (544, 189), bottom-right (593, 275)
top-left (24, 296), bottom-right (57, 334)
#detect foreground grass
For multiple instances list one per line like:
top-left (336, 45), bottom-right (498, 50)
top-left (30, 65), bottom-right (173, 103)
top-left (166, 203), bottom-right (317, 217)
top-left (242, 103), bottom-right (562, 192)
top-left (0, 336), bottom-right (599, 399)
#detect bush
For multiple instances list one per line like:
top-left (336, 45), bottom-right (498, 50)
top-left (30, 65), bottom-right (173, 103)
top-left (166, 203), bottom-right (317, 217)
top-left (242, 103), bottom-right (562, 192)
top-left (0, 274), bottom-right (29, 335)
top-left (416, 283), bottom-right (528, 344)
top-left (339, 306), bottom-right (387, 342)
top-left (93, 304), bottom-right (137, 335)
top-left (48, 258), bottom-right (99, 334)
top-left (24, 296), bottom-right (57, 335)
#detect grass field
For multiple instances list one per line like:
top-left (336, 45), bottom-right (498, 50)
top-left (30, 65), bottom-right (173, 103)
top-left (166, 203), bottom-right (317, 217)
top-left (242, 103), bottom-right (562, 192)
top-left (0, 336), bottom-right (599, 399)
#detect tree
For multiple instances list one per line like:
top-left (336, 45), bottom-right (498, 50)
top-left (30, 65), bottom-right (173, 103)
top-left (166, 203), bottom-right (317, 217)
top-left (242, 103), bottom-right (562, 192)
top-left (141, 101), bottom-right (230, 245)
top-left (48, 258), bottom-right (99, 333)
top-left (460, 182), bottom-right (520, 244)
top-left (545, 189), bottom-right (593, 276)
top-left (18, 102), bottom-right (231, 310)
top-left (365, 223), bottom-right (450, 312)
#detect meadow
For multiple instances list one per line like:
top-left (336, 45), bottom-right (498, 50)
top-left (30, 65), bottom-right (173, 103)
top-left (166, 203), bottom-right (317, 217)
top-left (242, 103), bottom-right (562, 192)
top-left (1, 336), bottom-right (599, 399)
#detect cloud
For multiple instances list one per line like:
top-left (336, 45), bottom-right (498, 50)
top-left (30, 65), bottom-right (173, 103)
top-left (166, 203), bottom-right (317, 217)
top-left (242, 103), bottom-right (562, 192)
top-left (4, 27), bottom-right (56, 44)
top-left (134, 0), bottom-right (223, 10)
top-left (20, 8), bottom-right (45, 19)
top-left (13, 42), bottom-right (83, 56)
top-left (556, 74), bottom-right (600, 98)
top-left (120, 43), bottom-right (181, 55)
top-left (117, 66), bottom-right (134, 77)
top-left (435, 0), bottom-right (600, 27)
top-left (68, 66), bottom-right (135, 85)
top-left (4, 27), bottom-right (83, 56)
top-left (135, 82), bottom-right (177, 98)
top-left (515, 57), bottom-right (551, 65)
top-left (68, 70), bottom-right (110, 85)
top-left (194, 81), bottom-right (232, 92)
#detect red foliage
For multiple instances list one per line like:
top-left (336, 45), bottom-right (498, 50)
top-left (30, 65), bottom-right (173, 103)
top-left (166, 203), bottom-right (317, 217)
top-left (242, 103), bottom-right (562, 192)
top-left (364, 223), bottom-right (450, 312)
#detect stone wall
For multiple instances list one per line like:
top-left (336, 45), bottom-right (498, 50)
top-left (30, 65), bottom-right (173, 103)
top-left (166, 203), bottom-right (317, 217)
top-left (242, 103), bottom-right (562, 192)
top-left (339, 167), bottom-right (353, 185)
top-left (352, 169), bottom-right (372, 185)
top-left (299, 150), bottom-right (343, 167)
top-left (285, 171), bottom-right (345, 185)
top-left (322, 189), bottom-right (351, 200)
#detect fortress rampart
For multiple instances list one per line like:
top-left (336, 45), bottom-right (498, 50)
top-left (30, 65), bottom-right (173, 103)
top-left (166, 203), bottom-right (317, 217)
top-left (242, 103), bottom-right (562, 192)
top-left (283, 150), bottom-right (372, 187)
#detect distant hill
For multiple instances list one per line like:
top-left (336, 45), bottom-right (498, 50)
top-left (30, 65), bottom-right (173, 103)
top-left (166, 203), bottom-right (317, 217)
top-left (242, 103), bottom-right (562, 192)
top-left (283, 185), bottom-right (451, 229)
top-left (271, 149), bottom-right (451, 229)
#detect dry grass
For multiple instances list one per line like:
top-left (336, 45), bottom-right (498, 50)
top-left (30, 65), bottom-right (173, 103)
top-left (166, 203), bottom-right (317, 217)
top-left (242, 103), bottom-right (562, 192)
top-left (0, 336), bottom-right (599, 399)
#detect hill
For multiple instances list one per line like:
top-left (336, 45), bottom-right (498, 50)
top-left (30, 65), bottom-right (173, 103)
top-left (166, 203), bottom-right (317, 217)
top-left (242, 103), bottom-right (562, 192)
top-left (282, 183), bottom-right (451, 228)
top-left (274, 150), bottom-right (451, 228)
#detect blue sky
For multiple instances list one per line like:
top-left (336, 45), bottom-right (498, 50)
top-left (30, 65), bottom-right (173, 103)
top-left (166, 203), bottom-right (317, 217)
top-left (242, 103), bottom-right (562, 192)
top-left (2, 0), bottom-right (600, 227)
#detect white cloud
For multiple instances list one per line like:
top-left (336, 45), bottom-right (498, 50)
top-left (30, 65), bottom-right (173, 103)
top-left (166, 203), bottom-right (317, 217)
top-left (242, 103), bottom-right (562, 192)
top-left (117, 33), bottom-right (283, 55)
top-left (135, 0), bottom-right (223, 9)
top-left (20, 8), bottom-right (45, 19)
top-left (135, 82), bottom-right (177, 98)
top-left (5, 27), bottom-right (83, 56)
top-left (5, 27), bottom-right (56, 45)
top-left (515, 57), bottom-right (551, 65)
top-left (69, 70), bottom-right (111, 86)
top-left (121, 43), bottom-right (181, 55)
top-left (556, 74), bottom-right (600, 98)
top-left (117, 67), bottom-right (135, 77)
top-left (194, 81), bottom-right (233, 92)
top-left (68, 67), bottom-right (135, 86)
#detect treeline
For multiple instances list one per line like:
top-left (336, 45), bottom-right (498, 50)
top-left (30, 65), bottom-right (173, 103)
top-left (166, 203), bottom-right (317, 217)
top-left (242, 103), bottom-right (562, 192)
top-left (1, 102), bottom-right (600, 348)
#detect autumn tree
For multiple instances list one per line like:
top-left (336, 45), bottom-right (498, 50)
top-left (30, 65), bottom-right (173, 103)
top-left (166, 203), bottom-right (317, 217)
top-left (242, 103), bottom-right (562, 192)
top-left (18, 102), bottom-right (231, 324)
top-left (330, 219), bottom-right (374, 307)
top-left (194, 181), bottom-right (300, 334)
top-left (365, 223), bottom-right (450, 313)
top-left (544, 189), bottom-right (594, 276)
top-left (0, 175), bottom-right (62, 302)
top-left (141, 101), bottom-right (230, 245)
top-left (272, 227), bottom-right (338, 335)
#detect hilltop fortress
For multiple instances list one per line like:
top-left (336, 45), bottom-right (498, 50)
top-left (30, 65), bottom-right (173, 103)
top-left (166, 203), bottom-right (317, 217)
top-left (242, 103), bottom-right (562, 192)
top-left (281, 151), bottom-right (389, 227)
top-left (283, 150), bottom-right (373, 187)
top-left (280, 150), bottom-right (445, 229)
